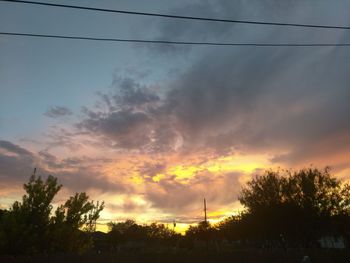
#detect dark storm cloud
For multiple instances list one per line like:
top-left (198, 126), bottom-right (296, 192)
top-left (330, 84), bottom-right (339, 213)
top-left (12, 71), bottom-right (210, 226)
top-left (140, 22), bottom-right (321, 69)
top-left (75, 0), bottom-right (350, 165)
top-left (161, 44), bottom-right (350, 161)
top-left (150, 0), bottom-right (346, 54)
top-left (77, 44), bottom-right (350, 161)
top-left (144, 0), bottom-right (350, 162)
top-left (44, 106), bottom-right (73, 118)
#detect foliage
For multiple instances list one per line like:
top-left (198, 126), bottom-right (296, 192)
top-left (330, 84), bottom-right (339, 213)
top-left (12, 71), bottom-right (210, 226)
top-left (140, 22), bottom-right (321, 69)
top-left (185, 221), bottom-right (215, 240)
top-left (107, 220), bottom-right (180, 248)
top-left (0, 171), bottom-right (104, 254)
top-left (228, 167), bottom-right (350, 244)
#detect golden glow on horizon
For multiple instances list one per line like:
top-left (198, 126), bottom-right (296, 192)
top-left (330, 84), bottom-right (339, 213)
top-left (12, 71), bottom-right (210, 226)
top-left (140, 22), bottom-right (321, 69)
top-left (94, 152), bottom-right (272, 230)
top-left (96, 222), bottom-right (191, 235)
top-left (207, 209), bottom-right (238, 219)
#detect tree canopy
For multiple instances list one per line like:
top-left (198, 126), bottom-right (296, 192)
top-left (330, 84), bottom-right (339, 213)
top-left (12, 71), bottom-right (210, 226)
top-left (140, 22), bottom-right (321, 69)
top-left (107, 219), bottom-right (180, 247)
top-left (232, 167), bottom-right (350, 244)
top-left (0, 171), bottom-right (104, 254)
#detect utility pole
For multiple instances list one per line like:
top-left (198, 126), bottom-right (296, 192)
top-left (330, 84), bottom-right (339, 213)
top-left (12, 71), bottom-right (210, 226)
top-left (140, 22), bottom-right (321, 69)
top-left (204, 198), bottom-right (207, 224)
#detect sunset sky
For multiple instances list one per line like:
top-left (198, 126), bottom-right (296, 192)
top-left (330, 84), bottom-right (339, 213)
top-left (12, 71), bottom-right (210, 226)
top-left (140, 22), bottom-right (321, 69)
top-left (1, 0), bottom-right (350, 233)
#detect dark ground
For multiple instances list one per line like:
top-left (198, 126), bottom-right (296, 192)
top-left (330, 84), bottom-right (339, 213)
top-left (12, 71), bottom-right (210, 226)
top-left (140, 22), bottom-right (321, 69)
top-left (1, 249), bottom-right (349, 263)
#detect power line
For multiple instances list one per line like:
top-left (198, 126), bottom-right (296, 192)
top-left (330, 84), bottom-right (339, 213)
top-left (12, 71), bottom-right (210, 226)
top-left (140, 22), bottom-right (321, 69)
top-left (1, 0), bottom-right (350, 30)
top-left (4, 31), bottom-right (350, 47)
top-left (1, 31), bottom-right (350, 47)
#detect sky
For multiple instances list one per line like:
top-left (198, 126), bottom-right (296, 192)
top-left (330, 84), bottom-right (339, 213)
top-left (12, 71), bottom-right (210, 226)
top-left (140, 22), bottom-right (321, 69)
top-left (1, 0), bottom-right (350, 233)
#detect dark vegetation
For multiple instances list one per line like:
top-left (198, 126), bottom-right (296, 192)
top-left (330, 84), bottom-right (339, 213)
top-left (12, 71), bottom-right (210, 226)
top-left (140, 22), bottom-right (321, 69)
top-left (234, 167), bottom-right (350, 247)
top-left (1, 167), bottom-right (350, 262)
top-left (0, 172), bottom-right (104, 254)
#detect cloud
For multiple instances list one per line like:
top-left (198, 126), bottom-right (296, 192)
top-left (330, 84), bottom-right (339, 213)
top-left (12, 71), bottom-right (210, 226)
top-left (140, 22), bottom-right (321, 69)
top-left (0, 140), bottom-right (37, 184)
top-left (53, 166), bottom-right (126, 194)
top-left (76, 73), bottom-right (180, 152)
top-left (137, 0), bottom-right (350, 164)
top-left (74, 39), bottom-right (350, 166)
top-left (78, 109), bottom-right (152, 149)
top-left (107, 197), bottom-right (149, 214)
top-left (0, 140), bottom-right (126, 195)
top-left (44, 106), bottom-right (73, 118)
top-left (113, 77), bottom-right (160, 109)
top-left (39, 153), bottom-right (128, 193)
top-left (0, 140), bottom-right (33, 156)
top-left (68, 0), bottom-right (350, 164)
top-left (144, 171), bottom-right (242, 214)
top-left (138, 162), bottom-right (166, 178)
top-left (43, 127), bottom-right (90, 152)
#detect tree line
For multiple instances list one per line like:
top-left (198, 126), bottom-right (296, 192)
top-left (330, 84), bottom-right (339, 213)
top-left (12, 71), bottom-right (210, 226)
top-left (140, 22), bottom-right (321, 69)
top-left (189, 168), bottom-right (350, 249)
top-left (0, 167), bottom-right (350, 255)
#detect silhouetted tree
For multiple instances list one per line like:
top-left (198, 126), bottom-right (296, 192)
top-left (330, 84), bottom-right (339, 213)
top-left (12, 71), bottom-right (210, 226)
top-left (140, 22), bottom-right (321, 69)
top-left (217, 215), bottom-right (244, 241)
top-left (108, 219), bottom-right (146, 245)
top-left (238, 167), bottom-right (350, 246)
top-left (107, 220), bottom-right (179, 250)
top-left (185, 220), bottom-right (218, 245)
top-left (50, 193), bottom-right (104, 253)
top-left (0, 173), bottom-right (61, 253)
top-left (0, 171), bottom-right (104, 254)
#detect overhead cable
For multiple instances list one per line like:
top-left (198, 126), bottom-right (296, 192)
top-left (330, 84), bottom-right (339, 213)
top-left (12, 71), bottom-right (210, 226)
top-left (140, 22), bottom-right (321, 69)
top-left (1, 31), bottom-right (349, 47)
top-left (1, 0), bottom-right (350, 30)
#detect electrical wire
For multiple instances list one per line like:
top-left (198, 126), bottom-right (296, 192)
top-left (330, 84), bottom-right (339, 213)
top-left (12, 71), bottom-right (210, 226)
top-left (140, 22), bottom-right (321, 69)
top-left (1, 0), bottom-right (350, 30)
top-left (1, 31), bottom-right (349, 47)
